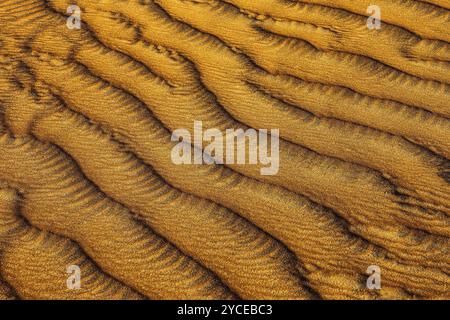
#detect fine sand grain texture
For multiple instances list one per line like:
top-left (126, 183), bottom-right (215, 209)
top-left (0, 0), bottom-right (449, 300)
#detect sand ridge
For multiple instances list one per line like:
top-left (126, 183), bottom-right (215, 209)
top-left (0, 0), bottom-right (449, 299)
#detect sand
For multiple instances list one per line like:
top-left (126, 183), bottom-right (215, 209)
top-left (0, 0), bottom-right (448, 300)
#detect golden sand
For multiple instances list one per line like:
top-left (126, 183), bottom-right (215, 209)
top-left (0, 0), bottom-right (449, 299)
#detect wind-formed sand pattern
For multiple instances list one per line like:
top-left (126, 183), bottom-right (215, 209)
top-left (0, 0), bottom-right (449, 300)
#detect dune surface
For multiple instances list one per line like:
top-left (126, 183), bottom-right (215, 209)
top-left (0, 0), bottom-right (449, 299)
